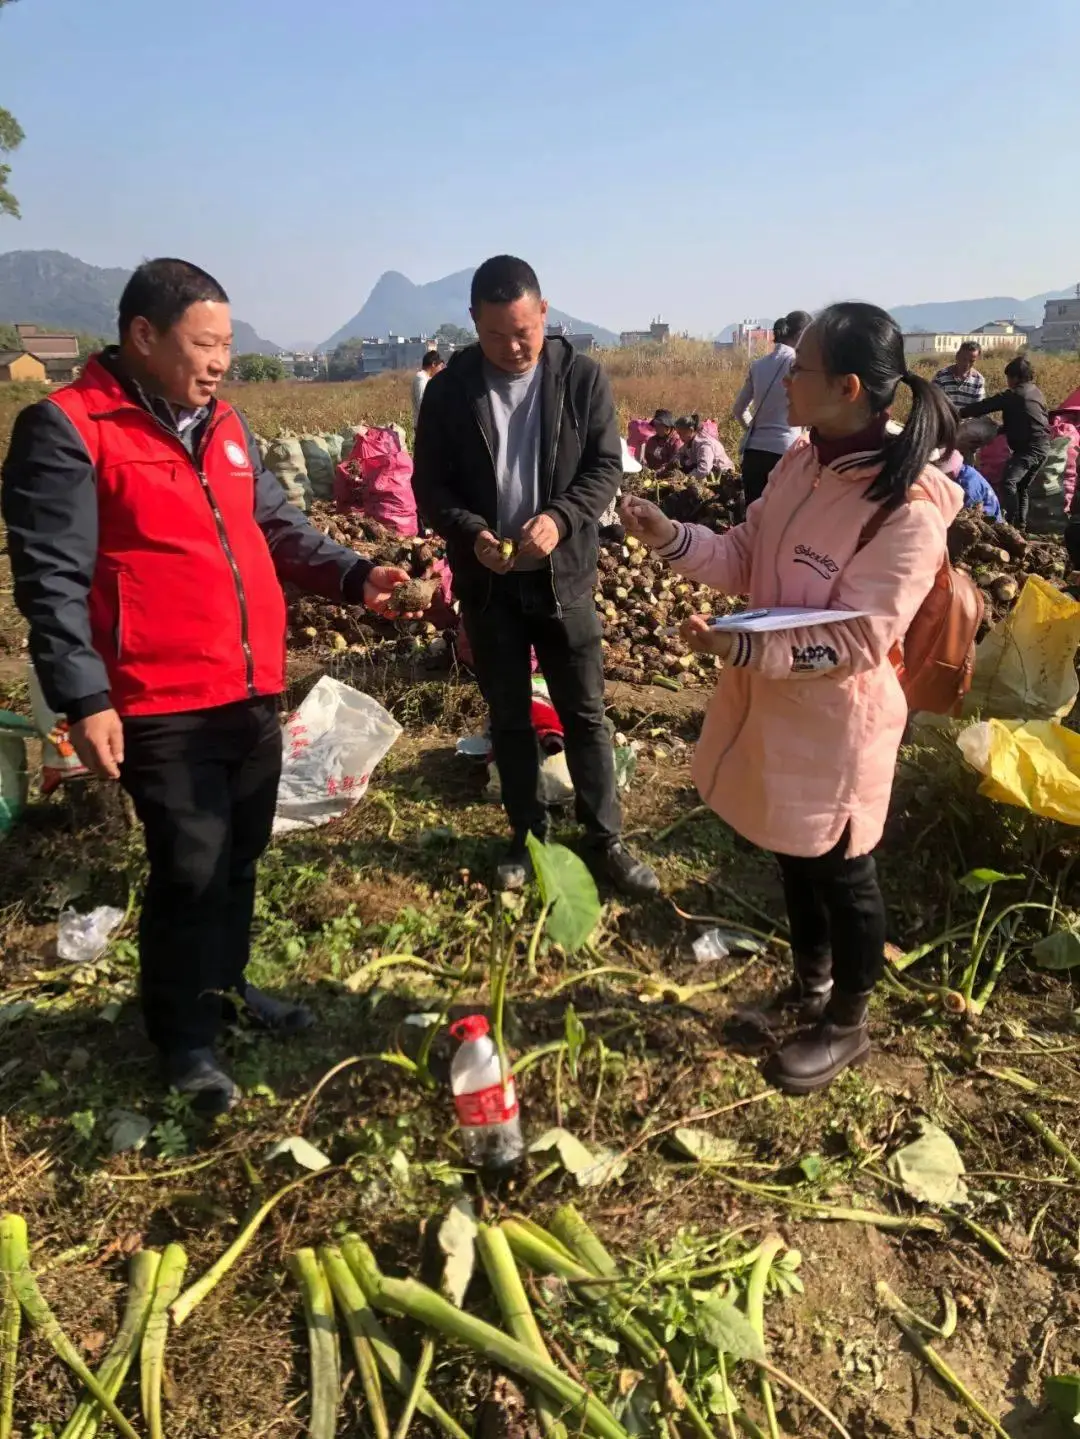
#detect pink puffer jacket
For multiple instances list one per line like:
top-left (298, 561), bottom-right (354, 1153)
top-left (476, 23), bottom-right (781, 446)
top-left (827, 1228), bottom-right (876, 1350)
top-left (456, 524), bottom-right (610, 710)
top-left (658, 438), bottom-right (962, 858)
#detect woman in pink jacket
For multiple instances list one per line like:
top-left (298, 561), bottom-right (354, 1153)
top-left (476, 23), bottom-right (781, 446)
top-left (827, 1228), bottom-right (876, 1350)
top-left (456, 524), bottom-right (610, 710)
top-left (622, 302), bottom-right (962, 1094)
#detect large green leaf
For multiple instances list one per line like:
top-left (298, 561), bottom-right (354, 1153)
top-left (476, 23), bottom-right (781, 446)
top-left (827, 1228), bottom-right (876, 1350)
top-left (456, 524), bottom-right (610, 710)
top-left (1033, 931), bottom-right (1080, 971)
top-left (957, 868), bottom-right (1023, 894)
top-left (526, 836), bottom-right (601, 953)
top-left (695, 1295), bottom-right (766, 1364)
top-left (1044, 1373), bottom-right (1080, 1424)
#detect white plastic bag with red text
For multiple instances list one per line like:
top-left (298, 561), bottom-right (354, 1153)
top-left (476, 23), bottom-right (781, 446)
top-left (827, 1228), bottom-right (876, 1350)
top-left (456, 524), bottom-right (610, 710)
top-left (273, 676), bottom-right (402, 835)
top-left (29, 666), bottom-right (89, 792)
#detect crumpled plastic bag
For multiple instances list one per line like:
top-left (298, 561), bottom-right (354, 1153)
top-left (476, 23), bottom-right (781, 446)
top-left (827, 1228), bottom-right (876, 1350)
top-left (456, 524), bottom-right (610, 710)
top-left (957, 719), bottom-right (1080, 825)
top-left (57, 905), bottom-right (126, 963)
top-left (274, 676), bottom-right (401, 834)
top-left (964, 575), bottom-right (1080, 722)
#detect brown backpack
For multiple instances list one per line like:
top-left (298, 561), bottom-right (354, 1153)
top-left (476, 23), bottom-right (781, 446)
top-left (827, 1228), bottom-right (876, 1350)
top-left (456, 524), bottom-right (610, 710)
top-left (859, 489), bottom-right (983, 716)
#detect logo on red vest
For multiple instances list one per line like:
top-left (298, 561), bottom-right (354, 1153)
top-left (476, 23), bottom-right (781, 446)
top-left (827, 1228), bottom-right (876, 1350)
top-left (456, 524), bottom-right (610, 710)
top-left (224, 439), bottom-right (250, 469)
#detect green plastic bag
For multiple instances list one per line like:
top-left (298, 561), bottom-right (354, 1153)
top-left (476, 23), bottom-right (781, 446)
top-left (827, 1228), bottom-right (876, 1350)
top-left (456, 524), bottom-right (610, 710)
top-left (0, 711), bottom-right (34, 839)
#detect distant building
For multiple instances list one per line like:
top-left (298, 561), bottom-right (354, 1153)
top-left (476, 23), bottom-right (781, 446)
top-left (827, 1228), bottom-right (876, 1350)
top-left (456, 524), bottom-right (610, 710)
top-left (15, 323), bottom-right (79, 381)
top-left (0, 350), bottom-right (47, 382)
top-left (620, 319), bottom-right (670, 347)
top-left (359, 335), bottom-right (433, 376)
top-left (714, 322), bottom-right (772, 357)
top-left (1036, 291), bottom-right (1080, 351)
top-left (903, 324), bottom-right (1026, 359)
top-left (546, 322), bottom-right (595, 352)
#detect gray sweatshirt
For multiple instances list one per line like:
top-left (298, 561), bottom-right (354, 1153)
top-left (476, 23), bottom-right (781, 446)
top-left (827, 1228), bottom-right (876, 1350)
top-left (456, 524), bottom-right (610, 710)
top-left (484, 358), bottom-right (544, 565)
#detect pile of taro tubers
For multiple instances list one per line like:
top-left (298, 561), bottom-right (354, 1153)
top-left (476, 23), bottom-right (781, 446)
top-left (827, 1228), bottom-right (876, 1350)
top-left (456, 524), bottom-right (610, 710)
top-left (946, 510), bottom-right (1071, 636)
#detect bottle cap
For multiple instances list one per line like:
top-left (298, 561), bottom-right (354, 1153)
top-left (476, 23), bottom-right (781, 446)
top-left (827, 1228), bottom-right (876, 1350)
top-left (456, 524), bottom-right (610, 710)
top-left (450, 1014), bottom-right (490, 1042)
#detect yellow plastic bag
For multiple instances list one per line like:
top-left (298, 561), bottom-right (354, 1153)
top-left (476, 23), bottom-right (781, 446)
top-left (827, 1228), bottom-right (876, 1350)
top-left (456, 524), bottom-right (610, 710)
top-left (964, 575), bottom-right (1080, 721)
top-left (957, 719), bottom-right (1080, 825)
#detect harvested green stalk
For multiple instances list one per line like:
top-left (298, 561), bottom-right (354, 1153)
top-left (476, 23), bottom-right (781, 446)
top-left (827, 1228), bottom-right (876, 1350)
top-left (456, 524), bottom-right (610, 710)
top-left (5, 1221), bottom-right (141, 1439)
top-left (503, 1219), bottom-right (720, 1439)
top-left (1022, 1109), bottom-right (1080, 1180)
top-left (331, 1242), bottom-right (465, 1439)
top-left (549, 1204), bottom-right (620, 1281)
top-left (0, 1215), bottom-right (24, 1439)
top-left (744, 1236), bottom-right (784, 1439)
top-left (477, 1224), bottom-right (568, 1439)
top-left (880, 1290), bottom-right (1008, 1438)
top-left (290, 1250), bottom-right (340, 1439)
top-left (171, 1170), bottom-right (329, 1326)
top-left (393, 1336), bottom-right (434, 1439)
top-left (61, 1247), bottom-right (161, 1439)
top-left (874, 1282), bottom-right (956, 1341)
top-left (373, 1274), bottom-right (630, 1439)
top-left (318, 1246), bottom-right (390, 1439)
top-left (140, 1243), bottom-right (188, 1439)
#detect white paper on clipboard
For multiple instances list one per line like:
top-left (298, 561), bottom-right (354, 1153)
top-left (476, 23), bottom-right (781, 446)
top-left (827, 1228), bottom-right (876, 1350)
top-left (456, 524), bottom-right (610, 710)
top-left (708, 607), bottom-right (872, 633)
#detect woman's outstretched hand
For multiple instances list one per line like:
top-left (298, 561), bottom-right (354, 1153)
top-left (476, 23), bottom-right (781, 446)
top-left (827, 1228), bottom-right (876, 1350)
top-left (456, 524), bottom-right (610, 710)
top-left (619, 495), bottom-right (678, 550)
top-left (681, 615), bottom-right (735, 659)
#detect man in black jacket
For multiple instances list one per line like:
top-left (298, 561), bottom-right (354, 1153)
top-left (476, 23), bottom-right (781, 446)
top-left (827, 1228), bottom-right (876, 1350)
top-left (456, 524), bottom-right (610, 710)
top-left (2, 258), bottom-right (415, 1114)
top-left (413, 255), bottom-right (658, 897)
top-left (959, 354), bottom-right (1050, 529)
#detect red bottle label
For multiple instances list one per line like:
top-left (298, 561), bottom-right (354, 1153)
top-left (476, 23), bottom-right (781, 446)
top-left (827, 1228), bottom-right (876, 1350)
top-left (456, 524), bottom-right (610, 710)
top-left (454, 1080), bottom-right (519, 1127)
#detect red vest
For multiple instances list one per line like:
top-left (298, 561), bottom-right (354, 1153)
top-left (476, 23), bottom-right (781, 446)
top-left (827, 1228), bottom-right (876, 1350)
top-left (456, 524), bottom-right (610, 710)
top-left (49, 358), bottom-right (286, 716)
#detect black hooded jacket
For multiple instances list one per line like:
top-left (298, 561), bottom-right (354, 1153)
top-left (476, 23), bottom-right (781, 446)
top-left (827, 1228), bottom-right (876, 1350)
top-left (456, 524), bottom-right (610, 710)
top-left (411, 336), bottom-right (622, 608)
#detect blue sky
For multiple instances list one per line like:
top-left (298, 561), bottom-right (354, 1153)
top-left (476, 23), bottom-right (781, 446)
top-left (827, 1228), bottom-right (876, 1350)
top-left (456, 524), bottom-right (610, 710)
top-left (3, 0), bottom-right (1078, 345)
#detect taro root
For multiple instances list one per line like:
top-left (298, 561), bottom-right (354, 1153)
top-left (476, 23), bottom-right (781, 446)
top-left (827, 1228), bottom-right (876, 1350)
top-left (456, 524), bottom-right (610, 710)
top-left (969, 542), bottom-right (1011, 567)
top-left (989, 576), bottom-right (1019, 606)
top-left (989, 521), bottom-right (1027, 560)
top-left (391, 577), bottom-right (440, 613)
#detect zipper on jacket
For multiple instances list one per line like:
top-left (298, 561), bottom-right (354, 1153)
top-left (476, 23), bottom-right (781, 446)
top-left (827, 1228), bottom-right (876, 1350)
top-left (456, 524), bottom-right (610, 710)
top-left (544, 377), bottom-right (567, 618)
top-left (105, 403), bottom-right (258, 698)
top-left (195, 464), bottom-right (256, 696)
top-left (705, 468), bottom-right (814, 801)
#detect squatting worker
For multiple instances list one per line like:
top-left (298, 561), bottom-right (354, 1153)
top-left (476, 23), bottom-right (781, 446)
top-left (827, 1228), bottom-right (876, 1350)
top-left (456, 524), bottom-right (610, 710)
top-left (732, 310), bottom-right (812, 507)
top-left (1, 259), bottom-right (417, 1116)
top-left (412, 255), bottom-right (659, 898)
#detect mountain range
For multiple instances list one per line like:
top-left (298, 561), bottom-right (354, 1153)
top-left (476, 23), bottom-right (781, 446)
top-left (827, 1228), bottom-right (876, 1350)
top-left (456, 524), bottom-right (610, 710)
top-left (719, 288), bottom-right (1076, 341)
top-left (322, 267), bottom-right (620, 350)
top-left (0, 250), bottom-right (282, 354)
top-left (2, 249), bottom-right (1075, 355)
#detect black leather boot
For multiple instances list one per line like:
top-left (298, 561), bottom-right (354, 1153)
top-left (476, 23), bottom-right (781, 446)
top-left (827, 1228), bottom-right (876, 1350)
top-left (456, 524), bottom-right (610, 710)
top-left (765, 989), bottom-right (871, 1095)
top-left (728, 951), bottom-right (833, 1039)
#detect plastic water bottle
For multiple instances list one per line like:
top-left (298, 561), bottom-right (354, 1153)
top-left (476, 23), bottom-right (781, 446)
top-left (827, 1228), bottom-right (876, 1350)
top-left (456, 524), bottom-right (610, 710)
top-left (449, 1015), bottom-right (524, 1174)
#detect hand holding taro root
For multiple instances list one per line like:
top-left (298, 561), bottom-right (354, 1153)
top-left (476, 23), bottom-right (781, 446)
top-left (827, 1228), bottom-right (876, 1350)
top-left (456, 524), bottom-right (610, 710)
top-left (620, 495), bottom-right (678, 550)
top-left (362, 565), bottom-right (429, 619)
top-left (474, 530), bottom-right (516, 574)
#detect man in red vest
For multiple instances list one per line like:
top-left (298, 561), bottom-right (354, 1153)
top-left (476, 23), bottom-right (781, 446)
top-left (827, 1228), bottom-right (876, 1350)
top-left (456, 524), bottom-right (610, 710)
top-left (1, 258), bottom-right (413, 1114)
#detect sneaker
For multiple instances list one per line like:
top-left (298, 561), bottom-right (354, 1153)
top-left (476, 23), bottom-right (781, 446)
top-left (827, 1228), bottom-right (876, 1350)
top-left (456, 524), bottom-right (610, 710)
top-left (231, 984), bottom-right (314, 1037)
top-left (163, 1047), bottom-right (241, 1117)
top-left (588, 840), bottom-right (661, 899)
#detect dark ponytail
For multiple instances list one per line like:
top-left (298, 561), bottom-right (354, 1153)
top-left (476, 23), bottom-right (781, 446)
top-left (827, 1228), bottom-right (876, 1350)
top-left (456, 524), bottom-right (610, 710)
top-left (814, 302), bottom-right (957, 508)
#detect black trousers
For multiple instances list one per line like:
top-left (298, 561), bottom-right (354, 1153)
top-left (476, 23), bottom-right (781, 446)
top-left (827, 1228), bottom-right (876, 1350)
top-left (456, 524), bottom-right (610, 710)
top-left (999, 449), bottom-right (1048, 529)
top-left (461, 572), bottom-right (620, 845)
top-left (120, 697), bottom-right (282, 1053)
top-left (740, 448), bottom-right (783, 507)
top-left (774, 830), bottom-right (886, 995)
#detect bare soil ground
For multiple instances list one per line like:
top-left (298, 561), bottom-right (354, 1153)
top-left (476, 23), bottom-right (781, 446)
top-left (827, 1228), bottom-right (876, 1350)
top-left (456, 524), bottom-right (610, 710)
top-left (3, 642), bottom-right (1080, 1437)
